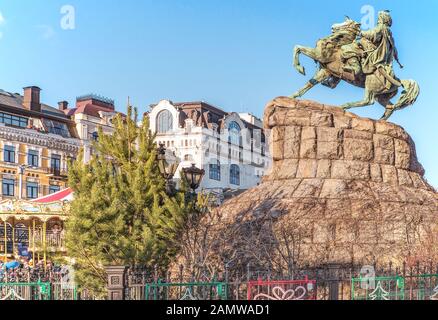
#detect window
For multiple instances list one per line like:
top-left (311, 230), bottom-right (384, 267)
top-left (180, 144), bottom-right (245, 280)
top-left (2, 179), bottom-right (15, 197)
top-left (230, 164), bottom-right (240, 186)
top-left (51, 154), bottom-right (62, 175)
top-left (49, 185), bottom-right (61, 194)
top-left (0, 112), bottom-right (28, 128)
top-left (26, 182), bottom-right (38, 199)
top-left (91, 132), bottom-right (99, 141)
top-left (228, 121), bottom-right (241, 145)
top-left (4, 145), bottom-right (15, 163)
top-left (209, 160), bottom-right (221, 181)
top-left (42, 119), bottom-right (71, 138)
top-left (184, 154), bottom-right (194, 162)
top-left (28, 150), bottom-right (39, 167)
top-left (157, 110), bottom-right (173, 133)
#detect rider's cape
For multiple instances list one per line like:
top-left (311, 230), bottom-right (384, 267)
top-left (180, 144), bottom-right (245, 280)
top-left (361, 24), bottom-right (397, 75)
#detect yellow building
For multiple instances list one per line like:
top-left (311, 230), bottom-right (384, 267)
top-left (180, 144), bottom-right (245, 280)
top-left (0, 86), bottom-right (80, 262)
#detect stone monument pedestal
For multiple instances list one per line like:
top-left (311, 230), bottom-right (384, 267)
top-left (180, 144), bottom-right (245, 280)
top-left (179, 98), bottom-right (438, 272)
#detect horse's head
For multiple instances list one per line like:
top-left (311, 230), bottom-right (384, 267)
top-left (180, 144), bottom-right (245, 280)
top-left (331, 16), bottom-right (361, 37)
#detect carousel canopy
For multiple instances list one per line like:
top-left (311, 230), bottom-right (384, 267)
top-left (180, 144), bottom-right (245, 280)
top-left (32, 188), bottom-right (74, 204)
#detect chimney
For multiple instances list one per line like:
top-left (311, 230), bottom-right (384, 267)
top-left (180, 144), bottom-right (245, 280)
top-left (58, 101), bottom-right (69, 111)
top-left (23, 86), bottom-right (42, 112)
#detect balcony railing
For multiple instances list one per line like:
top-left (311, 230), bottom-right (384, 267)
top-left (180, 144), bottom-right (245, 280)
top-left (45, 167), bottom-right (68, 178)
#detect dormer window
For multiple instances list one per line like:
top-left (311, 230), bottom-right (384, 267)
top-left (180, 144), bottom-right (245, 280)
top-left (0, 112), bottom-right (28, 128)
top-left (42, 119), bottom-right (71, 138)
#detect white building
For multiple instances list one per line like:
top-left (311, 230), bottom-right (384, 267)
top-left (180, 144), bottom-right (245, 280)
top-left (148, 100), bottom-right (271, 195)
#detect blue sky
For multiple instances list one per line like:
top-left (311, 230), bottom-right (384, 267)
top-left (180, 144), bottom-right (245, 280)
top-left (0, 0), bottom-right (437, 186)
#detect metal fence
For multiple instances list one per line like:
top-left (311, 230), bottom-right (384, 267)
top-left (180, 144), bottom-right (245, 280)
top-left (0, 266), bottom-right (78, 300)
top-left (2, 262), bottom-right (438, 300)
top-left (121, 261), bottom-right (438, 301)
top-left (352, 274), bottom-right (438, 300)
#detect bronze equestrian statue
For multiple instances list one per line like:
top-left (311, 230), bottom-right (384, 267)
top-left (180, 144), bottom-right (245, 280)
top-left (291, 11), bottom-right (419, 120)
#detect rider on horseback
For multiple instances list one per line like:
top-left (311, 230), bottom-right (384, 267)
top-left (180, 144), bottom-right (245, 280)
top-left (291, 12), bottom-right (419, 120)
top-left (342, 10), bottom-right (403, 85)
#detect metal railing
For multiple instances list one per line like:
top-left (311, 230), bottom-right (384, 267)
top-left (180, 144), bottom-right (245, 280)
top-left (0, 266), bottom-right (78, 300)
top-left (118, 261), bottom-right (438, 301)
top-left (45, 167), bottom-right (68, 178)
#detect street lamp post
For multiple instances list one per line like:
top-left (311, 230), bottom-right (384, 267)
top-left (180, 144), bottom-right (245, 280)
top-left (157, 143), bottom-right (180, 196)
top-left (182, 164), bottom-right (205, 195)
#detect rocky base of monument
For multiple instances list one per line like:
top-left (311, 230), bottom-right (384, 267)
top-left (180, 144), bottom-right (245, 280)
top-left (176, 98), bottom-right (438, 275)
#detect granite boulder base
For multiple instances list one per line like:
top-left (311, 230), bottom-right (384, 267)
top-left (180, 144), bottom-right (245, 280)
top-left (177, 98), bottom-right (438, 274)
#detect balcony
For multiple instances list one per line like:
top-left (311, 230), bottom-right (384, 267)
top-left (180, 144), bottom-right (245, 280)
top-left (45, 167), bottom-right (68, 178)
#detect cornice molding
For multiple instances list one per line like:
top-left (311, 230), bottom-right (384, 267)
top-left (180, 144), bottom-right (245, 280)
top-left (0, 125), bottom-right (81, 153)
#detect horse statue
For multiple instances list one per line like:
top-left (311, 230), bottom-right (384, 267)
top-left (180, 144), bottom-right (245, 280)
top-left (291, 13), bottom-right (420, 120)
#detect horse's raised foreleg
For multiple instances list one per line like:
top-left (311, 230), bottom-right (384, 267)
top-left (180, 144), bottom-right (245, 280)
top-left (293, 45), bottom-right (321, 76)
top-left (290, 68), bottom-right (330, 99)
top-left (341, 89), bottom-right (375, 110)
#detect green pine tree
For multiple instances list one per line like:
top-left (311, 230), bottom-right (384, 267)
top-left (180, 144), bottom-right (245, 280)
top-left (66, 105), bottom-right (195, 298)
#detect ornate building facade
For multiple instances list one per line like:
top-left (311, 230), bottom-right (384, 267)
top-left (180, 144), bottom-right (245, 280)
top-left (0, 87), bottom-right (81, 202)
top-left (0, 86), bottom-right (80, 262)
top-left (148, 100), bottom-right (271, 197)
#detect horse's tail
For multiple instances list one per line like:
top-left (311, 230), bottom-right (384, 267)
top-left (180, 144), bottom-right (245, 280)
top-left (394, 79), bottom-right (420, 110)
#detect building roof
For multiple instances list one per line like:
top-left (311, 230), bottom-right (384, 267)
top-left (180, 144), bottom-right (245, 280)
top-left (0, 88), bottom-right (79, 139)
top-left (151, 100), bottom-right (264, 133)
top-left (0, 89), bottom-right (68, 120)
top-left (64, 104), bottom-right (114, 118)
top-left (63, 94), bottom-right (125, 119)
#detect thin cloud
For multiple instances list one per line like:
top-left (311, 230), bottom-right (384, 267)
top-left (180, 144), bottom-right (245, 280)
top-left (37, 25), bottom-right (56, 40)
top-left (0, 11), bottom-right (3, 40)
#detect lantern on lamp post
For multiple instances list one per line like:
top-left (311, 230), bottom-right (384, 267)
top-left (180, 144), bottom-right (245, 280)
top-left (182, 164), bottom-right (205, 195)
top-left (157, 143), bottom-right (180, 195)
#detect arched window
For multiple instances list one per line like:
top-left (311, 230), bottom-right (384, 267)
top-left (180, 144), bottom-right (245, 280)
top-left (157, 110), bottom-right (173, 133)
top-left (228, 121), bottom-right (241, 145)
top-left (230, 164), bottom-right (240, 186)
top-left (209, 160), bottom-right (221, 181)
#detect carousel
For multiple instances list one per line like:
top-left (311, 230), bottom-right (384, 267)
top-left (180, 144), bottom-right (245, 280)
top-left (0, 188), bottom-right (73, 267)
